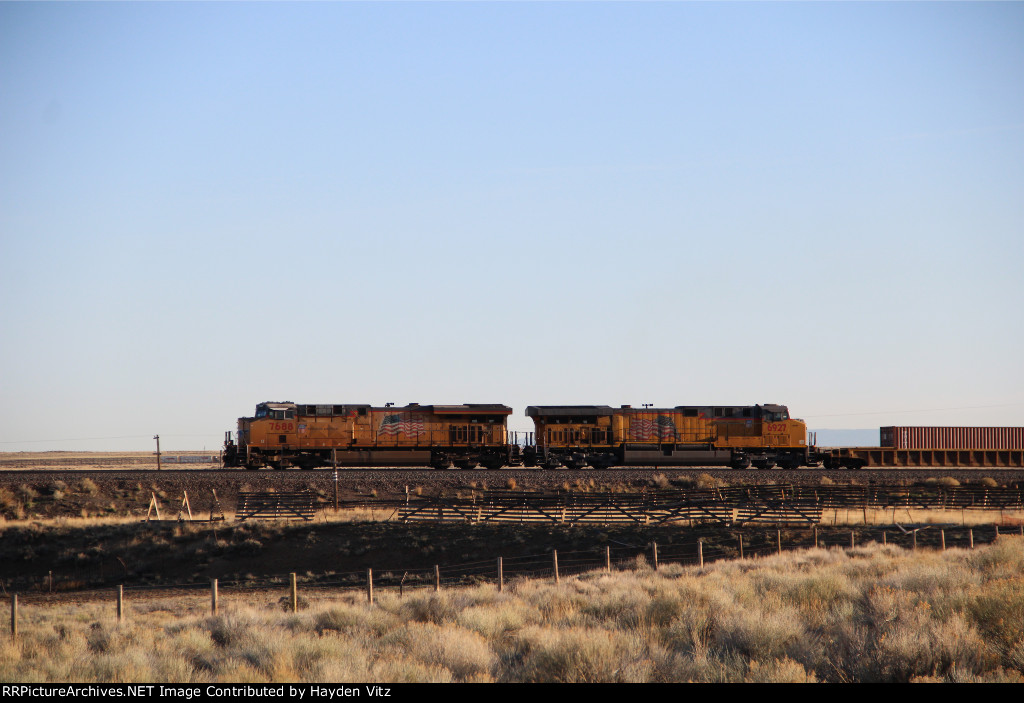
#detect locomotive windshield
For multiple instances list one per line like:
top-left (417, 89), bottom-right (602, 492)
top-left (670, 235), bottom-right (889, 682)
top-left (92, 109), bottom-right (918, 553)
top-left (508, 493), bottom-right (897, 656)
top-left (763, 409), bottom-right (789, 422)
top-left (254, 403), bottom-right (295, 420)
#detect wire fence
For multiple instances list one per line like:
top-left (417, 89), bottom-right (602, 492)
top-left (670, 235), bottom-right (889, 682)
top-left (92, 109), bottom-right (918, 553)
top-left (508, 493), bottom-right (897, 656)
top-left (386, 484), bottom-right (1024, 526)
top-left (7, 524), bottom-right (1021, 634)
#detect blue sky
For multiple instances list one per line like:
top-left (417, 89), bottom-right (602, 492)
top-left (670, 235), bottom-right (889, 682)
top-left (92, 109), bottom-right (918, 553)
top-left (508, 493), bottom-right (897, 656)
top-left (1, 2), bottom-right (1022, 451)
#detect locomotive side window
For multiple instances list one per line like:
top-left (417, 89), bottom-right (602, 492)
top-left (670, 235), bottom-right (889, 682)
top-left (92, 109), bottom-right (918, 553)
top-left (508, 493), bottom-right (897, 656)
top-left (450, 426), bottom-right (478, 443)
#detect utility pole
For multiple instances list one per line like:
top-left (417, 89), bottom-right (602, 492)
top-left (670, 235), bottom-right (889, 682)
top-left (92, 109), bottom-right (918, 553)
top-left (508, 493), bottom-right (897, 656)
top-left (154, 435), bottom-right (161, 471)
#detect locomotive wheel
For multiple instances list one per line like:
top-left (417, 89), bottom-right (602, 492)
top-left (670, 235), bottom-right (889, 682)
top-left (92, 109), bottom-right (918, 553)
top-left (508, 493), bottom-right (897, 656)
top-left (731, 457), bottom-right (752, 470)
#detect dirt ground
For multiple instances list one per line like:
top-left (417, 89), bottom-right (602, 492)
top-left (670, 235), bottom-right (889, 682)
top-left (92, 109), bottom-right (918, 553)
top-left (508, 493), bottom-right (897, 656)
top-left (0, 473), bottom-right (1019, 597)
top-left (2, 455), bottom-right (1020, 598)
top-left (3, 512), bottom-right (1015, 599)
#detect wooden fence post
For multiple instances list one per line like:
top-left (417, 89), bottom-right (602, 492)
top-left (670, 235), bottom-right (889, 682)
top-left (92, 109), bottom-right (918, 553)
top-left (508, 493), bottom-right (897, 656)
top-left (117, 585), bottom-right (123, 622)
top-left (498, 558), bottom-right (503, 593)
top-left (940, 530), bottom-right (946, 551)
top-left (813, 526), bottom-right (818, 549)
top-left (969, 528), bottom-right (974, 549)
top-left (698, 540), bottom-right (704, 568)
top-left (605, 546), bottom-right (611, 573)
top-left (882, 531), bottom-right (886, 546)
top-left (738, 534), bottom-right (744, 559)
top-left (211, 579), bottom-right (218, 615)
top-left (777, 529), bottom-right (782, 556)
top-left (912, 530), bottom-right (917, 550)
top-left (850, 530), bottom-right (855, 549)
top-left (995, 525), bottom-right (999, 541)
top-left (553, 550), bottom-right (559, 583)
top-left (651, 542), bottom-right (659, 571)
top-left (434, 565), bottom-right (440, 592)
top-left (10, 594), bottom-right (17, 640)
top-left (290, 573), bottom-right (298, 613)
top-left (367, 569), bottom-right (373, 605)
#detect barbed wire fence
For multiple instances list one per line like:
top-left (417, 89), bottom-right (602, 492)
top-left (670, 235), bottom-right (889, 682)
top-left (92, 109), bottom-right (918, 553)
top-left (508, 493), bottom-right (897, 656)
top-left (7, 523), bottom-right (1022, 638)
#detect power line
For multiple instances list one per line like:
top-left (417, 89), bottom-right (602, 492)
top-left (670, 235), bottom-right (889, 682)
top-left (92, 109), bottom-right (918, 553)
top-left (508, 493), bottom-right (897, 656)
top-left (803, 402), bottom-right (1024, 419)
top-left (0, 433), bottom-right (220, 444)
top-left (0, 435), bottom-right (152, 444)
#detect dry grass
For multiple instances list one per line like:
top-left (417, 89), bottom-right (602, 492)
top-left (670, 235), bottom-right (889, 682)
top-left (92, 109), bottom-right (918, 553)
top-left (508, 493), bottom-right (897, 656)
top-left (4, 504), bottom-right (1019, 531)
top-left (3, 538), bottom-right (1023, 683)
top-left (824, 507), bottom-right (1024, 527)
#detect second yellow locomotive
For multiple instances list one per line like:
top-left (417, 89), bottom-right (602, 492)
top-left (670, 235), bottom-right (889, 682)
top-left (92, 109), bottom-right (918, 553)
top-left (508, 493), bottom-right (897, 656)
top-left (525, 404), bottom-right (809, 469)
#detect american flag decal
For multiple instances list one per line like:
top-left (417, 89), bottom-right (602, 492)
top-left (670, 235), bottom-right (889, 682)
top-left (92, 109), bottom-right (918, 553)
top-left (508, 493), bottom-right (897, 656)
top-left (378, 414), bottom-right (425, 437)
top-left (628, 416), bottom-right (677, 442)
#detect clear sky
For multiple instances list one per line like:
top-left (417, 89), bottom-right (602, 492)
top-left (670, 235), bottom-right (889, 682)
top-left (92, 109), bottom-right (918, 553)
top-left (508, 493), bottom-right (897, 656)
top-left (1, 2), bottom-right (1022, 451)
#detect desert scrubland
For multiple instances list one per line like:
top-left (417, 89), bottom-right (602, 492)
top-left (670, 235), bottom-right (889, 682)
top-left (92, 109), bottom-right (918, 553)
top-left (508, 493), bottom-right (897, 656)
top-left (2, 539), bottom-right (1022, 683)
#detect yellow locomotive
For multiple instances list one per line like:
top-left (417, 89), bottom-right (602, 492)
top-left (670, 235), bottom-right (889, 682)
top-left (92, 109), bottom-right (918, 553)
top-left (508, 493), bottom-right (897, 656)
top-left (223, 401), bottom-right (515, 469)
top-left (525, 404), bottom-right (809, 469)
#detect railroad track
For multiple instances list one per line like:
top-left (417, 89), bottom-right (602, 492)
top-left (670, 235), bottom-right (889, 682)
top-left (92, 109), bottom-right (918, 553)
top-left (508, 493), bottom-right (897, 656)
top-left (2, 467), bottom-right (1022, 494)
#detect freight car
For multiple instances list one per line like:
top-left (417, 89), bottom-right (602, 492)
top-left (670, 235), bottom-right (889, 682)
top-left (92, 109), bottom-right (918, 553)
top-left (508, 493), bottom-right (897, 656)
top-left (222, 401), bottom-right (517, 470)
top-left (525, 404), bottom-right (812, 469)
top-left (821, 426), bottom-right (1024, 469)
top-left (881, 426), bottom-right (1024, 450)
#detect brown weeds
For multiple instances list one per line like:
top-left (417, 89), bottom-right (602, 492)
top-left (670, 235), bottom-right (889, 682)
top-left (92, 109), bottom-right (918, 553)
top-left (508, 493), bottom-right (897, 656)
top-left (2, 539), bottom-right (1023, 683)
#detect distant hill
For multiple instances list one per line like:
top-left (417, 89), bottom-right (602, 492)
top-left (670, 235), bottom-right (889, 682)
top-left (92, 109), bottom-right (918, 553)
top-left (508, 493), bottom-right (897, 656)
top-left (810, 429), bottom-right (879, 447)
